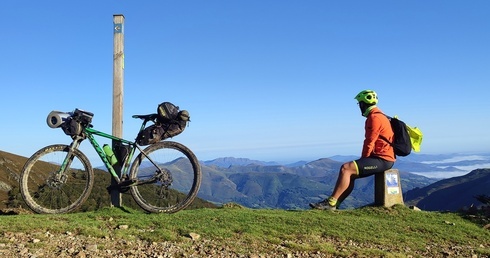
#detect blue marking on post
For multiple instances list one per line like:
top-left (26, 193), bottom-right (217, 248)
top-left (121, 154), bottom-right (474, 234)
top-left (114, 23), bottom-right (123, 34)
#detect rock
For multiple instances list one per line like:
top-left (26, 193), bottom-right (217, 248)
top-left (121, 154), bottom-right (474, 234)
top-left (85, 244), bottom-right (98, 252)
top-left (444, 221), bottom-right (456, 226)
top-left (409, 206), bottom-right (421, 211)
top-left (188, 232), bottom-right (200, 240)
top-left (118, 225), bottom-right (129, 230)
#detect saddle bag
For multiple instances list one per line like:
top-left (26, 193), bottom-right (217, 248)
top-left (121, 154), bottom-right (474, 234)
top-left (136, 102), bottom-right (190, 146)
top-left (135, 120), bottom-right (187, 146)
top-left (136, 124), bottom-right (165, 146)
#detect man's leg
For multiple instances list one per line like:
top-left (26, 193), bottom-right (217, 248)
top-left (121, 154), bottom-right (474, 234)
top-left (309, 161), bottom-right (359, 210)
top-left (330, 161), bottom-right (359, 206)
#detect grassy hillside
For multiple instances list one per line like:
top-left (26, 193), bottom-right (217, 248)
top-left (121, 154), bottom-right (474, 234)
top-left (0, 150), bottom-right (217, 212)
top-left (0, 205), bottom-right (488, 257)
top-left (0, 150), bottom-right (27, 208)
top-left (405, 169), bottom-right (490, 211)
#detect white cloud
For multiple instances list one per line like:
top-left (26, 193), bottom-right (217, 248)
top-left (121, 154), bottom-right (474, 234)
top-left (421, 155), bottom-right (488, 164)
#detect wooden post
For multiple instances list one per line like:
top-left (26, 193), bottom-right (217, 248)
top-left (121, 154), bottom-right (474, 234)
top-left (111, 14), bottom-right (125, 207)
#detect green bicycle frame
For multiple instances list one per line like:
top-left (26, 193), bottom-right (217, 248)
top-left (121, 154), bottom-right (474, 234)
top-left (84, 127), bottom-right (136, 183)
top-left (58, 118), bottom-right (150, 184)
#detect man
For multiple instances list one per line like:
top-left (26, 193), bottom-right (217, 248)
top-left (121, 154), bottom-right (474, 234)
top-left (309, 89), bottom-right (395, 210)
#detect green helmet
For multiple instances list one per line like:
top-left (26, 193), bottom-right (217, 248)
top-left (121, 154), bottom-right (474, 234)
top-left (354, 90), bottom-right (378, 105)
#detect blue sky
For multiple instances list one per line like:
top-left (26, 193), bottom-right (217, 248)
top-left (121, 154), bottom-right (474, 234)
top-left (1, 1), bottom-right (489, 164)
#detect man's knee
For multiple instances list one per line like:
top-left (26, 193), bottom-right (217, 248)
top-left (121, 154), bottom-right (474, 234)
top-left (340, 161), bottom-right (358, 176)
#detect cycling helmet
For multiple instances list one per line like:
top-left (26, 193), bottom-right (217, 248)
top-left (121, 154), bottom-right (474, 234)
top-left (354, 90), bottom-right (378, 105)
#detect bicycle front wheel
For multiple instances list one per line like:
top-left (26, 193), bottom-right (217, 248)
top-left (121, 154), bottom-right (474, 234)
top-left (129, 141), bottom-right (202, 213)
top-left (20, 144), bottom-right (94, 214)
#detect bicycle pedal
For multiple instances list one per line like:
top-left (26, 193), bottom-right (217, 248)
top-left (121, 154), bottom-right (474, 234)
top-left (118, 186), bottom-right (131, 193)
top-left (106, 179), bottom-right (135, 193)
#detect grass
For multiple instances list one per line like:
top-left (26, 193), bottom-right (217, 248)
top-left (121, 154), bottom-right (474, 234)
top-left (0, 205), bottom-right (488, 257)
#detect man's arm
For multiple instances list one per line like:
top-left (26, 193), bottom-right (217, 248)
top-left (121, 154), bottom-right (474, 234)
top-left (361, 115), bottom-right (382, 157)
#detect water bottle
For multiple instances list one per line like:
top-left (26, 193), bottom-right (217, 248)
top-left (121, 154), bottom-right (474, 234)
top-left (103, 144), bottom-right (118, 165)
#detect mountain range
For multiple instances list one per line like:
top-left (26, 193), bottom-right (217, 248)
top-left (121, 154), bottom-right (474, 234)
top-left (0, 150), bottom-right (488, 212)
top-left (198, 153), bottom-right (489, 210)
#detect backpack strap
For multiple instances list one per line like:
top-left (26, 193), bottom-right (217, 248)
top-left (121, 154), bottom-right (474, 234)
top-left (379, 134), bottom-right (393, 145)
top-left (372, 111), bottom-right (393, 145)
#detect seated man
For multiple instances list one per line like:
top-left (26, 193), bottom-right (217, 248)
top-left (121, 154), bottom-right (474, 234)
top-left (310, 89), bottom-right (395, 210)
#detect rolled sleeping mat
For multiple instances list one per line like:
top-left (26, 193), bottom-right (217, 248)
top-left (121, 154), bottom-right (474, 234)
top-left (46, 111), bottom-right (71, 128)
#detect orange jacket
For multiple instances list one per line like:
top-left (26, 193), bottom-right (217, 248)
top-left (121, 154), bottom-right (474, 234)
top-left (361, 107), bottom-right (396, 162)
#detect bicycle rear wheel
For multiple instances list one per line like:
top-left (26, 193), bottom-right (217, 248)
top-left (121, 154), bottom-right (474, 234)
top-left (129, 141), bottom-right (202, 213)
top-left (20, 144), bottom-right (94, 214)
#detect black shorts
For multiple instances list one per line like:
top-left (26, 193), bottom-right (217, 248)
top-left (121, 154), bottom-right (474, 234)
top-left (354, 157), bottom-right (394, 178)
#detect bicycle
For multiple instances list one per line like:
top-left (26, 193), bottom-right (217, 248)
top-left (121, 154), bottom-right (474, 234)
top-left (20, 107), bottom-right (202, 214)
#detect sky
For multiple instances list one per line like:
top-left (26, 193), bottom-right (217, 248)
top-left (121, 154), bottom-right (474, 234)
top-left (1, 1), bottom-right (489, 165)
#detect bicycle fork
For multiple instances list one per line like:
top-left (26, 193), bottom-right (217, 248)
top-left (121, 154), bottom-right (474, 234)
top-left (49, 137), bottom-right (84, 188)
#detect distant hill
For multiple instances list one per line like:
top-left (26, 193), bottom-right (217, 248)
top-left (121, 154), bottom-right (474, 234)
top-left (208, 154), bottom-right (488, 178)
top-left (202, 157), bottom-right (309, 168)
top-left (404, 168), bottom-right (490, 211)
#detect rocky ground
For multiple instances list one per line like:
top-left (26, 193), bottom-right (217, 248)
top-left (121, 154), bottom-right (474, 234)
top-left (0, 208), bottom-right (488, 257)
top-left (0, 229), bottom-right (487, 258)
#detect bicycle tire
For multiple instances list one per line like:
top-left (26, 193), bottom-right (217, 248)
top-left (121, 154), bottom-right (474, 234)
top-left (129, 141), bottom-right (202, 213)
top-left (20, 144), bottom-right (94, 214)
